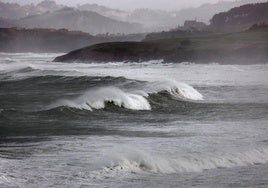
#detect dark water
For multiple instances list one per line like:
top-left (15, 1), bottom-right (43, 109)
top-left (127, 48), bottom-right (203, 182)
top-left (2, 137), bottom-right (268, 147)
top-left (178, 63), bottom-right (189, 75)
top-left (0, 53), bottom-right (268, 187)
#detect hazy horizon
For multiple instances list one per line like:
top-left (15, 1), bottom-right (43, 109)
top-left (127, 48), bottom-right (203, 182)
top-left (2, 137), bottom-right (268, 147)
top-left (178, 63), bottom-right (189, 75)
top-left (1, 0), bottom-right (241, 11)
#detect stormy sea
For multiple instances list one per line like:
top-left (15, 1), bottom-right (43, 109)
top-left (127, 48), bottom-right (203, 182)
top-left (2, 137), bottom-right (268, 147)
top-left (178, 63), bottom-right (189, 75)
top-left (0, 52), bottom-right (268, 188)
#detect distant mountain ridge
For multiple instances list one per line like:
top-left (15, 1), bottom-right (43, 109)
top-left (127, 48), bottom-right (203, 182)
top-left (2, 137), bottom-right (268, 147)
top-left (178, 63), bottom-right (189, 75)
top-left (77, 3), bottom-right (129, 22)
top-left (76, 4), bottom-right (178, 31)
top-left (16, 7), bottom-right (143, 35)
top-left (125, 9), bottom-right (178, 31)
top-left (0, 0), bottom-right (267, 35)
top-left (0, 0), bottom-right (63, 19)
top-left (0, 1), bottom-right (143, 34)
top-left (76, 0), bottom-right (268, 32)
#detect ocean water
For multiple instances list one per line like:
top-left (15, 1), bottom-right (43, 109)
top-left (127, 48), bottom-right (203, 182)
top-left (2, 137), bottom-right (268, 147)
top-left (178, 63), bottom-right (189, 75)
top-left (0, 53), bottom-right (268, 188)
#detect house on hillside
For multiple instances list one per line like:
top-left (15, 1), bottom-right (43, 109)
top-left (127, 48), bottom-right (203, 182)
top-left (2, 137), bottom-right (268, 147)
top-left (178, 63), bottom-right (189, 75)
top-left (178, 20), bottom-right (207, 31)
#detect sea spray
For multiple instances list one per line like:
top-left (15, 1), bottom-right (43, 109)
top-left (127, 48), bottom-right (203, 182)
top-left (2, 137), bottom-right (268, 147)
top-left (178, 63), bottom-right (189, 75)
top-left (50, 87), bottom-right (151, 111)
top-left (49, 81), bottom-right (203, 111)
top-left (90, 147), bottom-right (268, 179)
top-left (141, 80), bottom-right (204, 100)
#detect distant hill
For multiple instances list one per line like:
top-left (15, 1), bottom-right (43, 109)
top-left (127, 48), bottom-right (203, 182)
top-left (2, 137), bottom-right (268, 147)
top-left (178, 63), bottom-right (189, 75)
top-left (1, 0), bottom-right (267, 35)
top-left (125, 9), bottom-right (178, 31)
top-left (174, 0), bottom-right (267, 25)
top-left (54, 28), bottom-right (268, 64)
top-left (144, 1), bottom-right (268, 39)
top-left (0, 17), bottom-right (14, 28)
top-left (0, 28), bottom-right (145, 53)
top-left (83, 0), bottom-right (268, 32)
top-left (78, 1), bottom-right (268, 32)
top-left (0, 1), bottom-right (143, 34)
top-left (1, 0), bottom-right (266, 34)
top-left (77, 5), bottom-right (178, 32)
top-left (210, 2), bottom-right (268, 32)
top-left (77, 3), bottom-right (129, 22)
top-left (0, 28), bottom-right (93, 52)
top-left (0, 0), bottom-right (63, 20)
top-left (16, 7), bottom-right (143, 35)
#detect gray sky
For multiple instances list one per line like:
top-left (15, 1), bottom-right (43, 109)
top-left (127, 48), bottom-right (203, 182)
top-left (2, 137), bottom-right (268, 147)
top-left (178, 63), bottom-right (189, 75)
top-left (2, 0), bottom-right (237, 10)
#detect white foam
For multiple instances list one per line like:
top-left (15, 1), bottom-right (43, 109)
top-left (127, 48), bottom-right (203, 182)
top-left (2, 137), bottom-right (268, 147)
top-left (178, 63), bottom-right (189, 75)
top-left (0, 62), bottom-right (33, 72)
top-left (93, 147), bottom-right (268, 178)
top-left (141, 80), bottom-right (203, 100)
top-left (1, 53), bottom-right (268, 87)
top-left (51, 87), bottom-right (151, 111)
top-left (0, 175), bottom-right (12, 185)
top-left (49, 80), bottom-right (203, 111)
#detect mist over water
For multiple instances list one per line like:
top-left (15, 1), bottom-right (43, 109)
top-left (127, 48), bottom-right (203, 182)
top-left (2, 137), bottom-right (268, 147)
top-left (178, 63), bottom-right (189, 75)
top-left (0, 53), bottom-right (267, 187)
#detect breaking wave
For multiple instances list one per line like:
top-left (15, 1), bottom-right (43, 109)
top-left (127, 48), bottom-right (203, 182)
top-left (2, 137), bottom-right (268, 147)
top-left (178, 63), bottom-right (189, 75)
top-left (48, 80), bottom-right (203, 111)
top-left (141, 80), bottom-right (203, 101)
top-left (51, 87), bottom-right (151, 111)
top-left (91, 147), bottom-right (268, 178)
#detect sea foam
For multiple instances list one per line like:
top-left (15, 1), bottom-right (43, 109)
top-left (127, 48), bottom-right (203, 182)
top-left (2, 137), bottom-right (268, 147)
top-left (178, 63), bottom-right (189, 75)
top-left (49, 80), bottom-right (203, 111)
top-left (90, 147), bottom-right (268, 179)
top-left (51, 87), bottom-right (151, 111)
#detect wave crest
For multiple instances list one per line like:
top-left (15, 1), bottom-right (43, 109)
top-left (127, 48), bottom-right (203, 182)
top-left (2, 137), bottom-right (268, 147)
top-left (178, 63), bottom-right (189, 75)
top-left (90, 147), bottom-right (268, 179)
top-left (141, 80), bottom-right (203, 100)
top-left (50, 87), bottom-right (151, 111)
top-left (49, 80), bottom-right (203, 111)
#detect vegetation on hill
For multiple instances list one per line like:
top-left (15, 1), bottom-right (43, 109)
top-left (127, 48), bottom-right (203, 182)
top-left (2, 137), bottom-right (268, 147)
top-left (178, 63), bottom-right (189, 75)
top-left (210, 2), bottom-right (268, 32)
top-left (54, 28), bottom-right (268, 64)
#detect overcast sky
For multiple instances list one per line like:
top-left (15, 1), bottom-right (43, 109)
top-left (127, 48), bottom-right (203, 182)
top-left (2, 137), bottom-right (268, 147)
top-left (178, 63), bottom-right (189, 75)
top-left (2, 0), bottom-right (238, 10)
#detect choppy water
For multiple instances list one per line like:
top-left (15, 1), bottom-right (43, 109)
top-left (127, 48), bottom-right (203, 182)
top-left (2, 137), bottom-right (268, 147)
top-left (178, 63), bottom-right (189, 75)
top-left (0, 53), bottom-right (268, 188)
